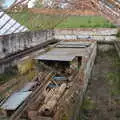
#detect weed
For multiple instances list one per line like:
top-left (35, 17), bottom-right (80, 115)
top-left (0, 66), bottom-right (17, 85)
top-left (107, 72), bottom-right (120, 96)
top-left (116, 29), bottom-right (120, 37)
top-left (79, 97), bottom-right (96, 120)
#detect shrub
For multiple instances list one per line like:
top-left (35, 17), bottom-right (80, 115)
top-left (116, 29), bottom-right (120, 37)
top-left (17, 59), bottom-right (35, 75)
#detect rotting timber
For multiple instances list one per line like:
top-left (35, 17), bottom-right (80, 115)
top-left (0, 39), bottom-right (97, 120)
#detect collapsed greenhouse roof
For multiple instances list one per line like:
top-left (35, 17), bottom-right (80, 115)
top-left (0, 9), bottom-right (28, 36)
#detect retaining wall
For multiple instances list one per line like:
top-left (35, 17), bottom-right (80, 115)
top-left (0, 28), bottom-right (118, 73)
top-left (0, 30), bottom-right (54, 59)
top-left (114, 39), bottom-right (120, 58)
top-left (54, 28), bottom-right (118, 42)
top-left (0, 30), bottom-right (54, 73)
top-left (0, 28), bottom-right (118, 59)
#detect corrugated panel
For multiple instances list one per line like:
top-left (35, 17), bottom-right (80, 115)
top-left (1, 91), bottom-right (32, 110)
top-left (35, 55), bottom-right (75, 61)
top-left (35, 41), bottom-right (92, 61)
top-left (0, 10), bottom-right (28, 36)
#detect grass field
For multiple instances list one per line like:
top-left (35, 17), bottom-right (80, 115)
top-left (9, 10), bottom-right (116, 30)
top-left (56, 16), bottom-right (115, 28)
top-left (9, 10), bottom-right (66, 30)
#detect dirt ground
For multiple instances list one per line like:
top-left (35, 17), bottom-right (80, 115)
top-left (80, 45), bottom-right (120, 120)
top-left (29, 8), bottom-right (98, 16)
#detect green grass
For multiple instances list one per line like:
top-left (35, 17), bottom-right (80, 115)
top-left (8, 9), bottom-right (66, 30)
top-left (106, 50), bottom-right (120, 96)
top-left (8, 9), bottom-right (116, 30)
top-left (79, 97), bottom-right (96, 120)
top-left (56, 16), bottom-right (116, 28)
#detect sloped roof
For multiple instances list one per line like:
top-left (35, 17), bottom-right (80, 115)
top-left (0, 9), bottom-right (28, 36)
top-left (1, 0), bottom-right (29, 9)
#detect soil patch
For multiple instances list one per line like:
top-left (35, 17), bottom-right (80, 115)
top-left (80, 45), bottom-right (120, 120)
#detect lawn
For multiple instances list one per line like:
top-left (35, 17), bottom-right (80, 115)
top-left (56, 16), bottom-right (116, 28)
top-left (8, 9), bottom-right (116, 30)
top-left (8, 9), bottom-right (67, 30)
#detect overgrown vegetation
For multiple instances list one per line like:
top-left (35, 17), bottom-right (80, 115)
top-left (35, 0), bottom-right (44, 8)
top-left (0, 61), bottom-right (38, 103)
top-left (17, 59), bottom-right (35, 75)
top-left (56, 16), bottom-right (116, 28)
top-left (80, 48), bottom-right (120, 120)
top-left (107, 72), bottom-right (120, 95)
top-left (8, 9), bottom-right (67, 30)
top-left (8, 9), bottom-right (116, 30)
top-left (79, 97), bottom-right (96, 120)
top-left (61, 113), bottom-right (68, 120)
top-left (0, 66), bottom-right (17, 85)
top-left (98, 49), bottom-right (120, 96)
top-left (107, 53), bottom-right (120, 96)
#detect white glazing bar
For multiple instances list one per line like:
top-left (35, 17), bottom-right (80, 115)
top-left (0, 22), bottom-right (15, 35)
top-left (15, 26), bottom-right (24, 33)
top-left (0, 14), bottom-right (11, 28)
top-left (0, 10), bottom-right (28, 35)
top-left (5, 23), bottom-right (21, 34)
top-left (4, 19), bottom-right (17, 33)
top-left (0, 12), bottom-right (4, 17)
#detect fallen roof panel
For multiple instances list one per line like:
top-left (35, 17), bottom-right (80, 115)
top-left (35, 47), bottom-right (89, 62)
top-left (1, 91), bottom-right (32, 110)
top-left (35, 55), bottom-right (75, 61)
